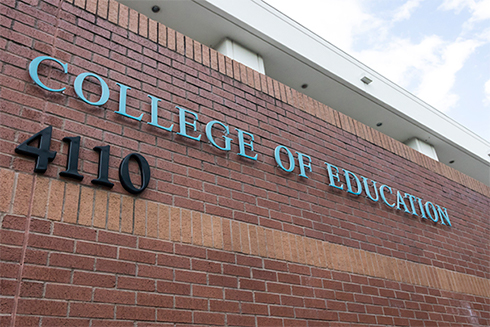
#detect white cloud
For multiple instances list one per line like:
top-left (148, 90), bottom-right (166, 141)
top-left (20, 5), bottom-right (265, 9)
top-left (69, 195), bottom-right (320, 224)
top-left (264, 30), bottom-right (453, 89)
top-left (469, 1), bottom-right (490, 23)
top-left (356, 36), bottom-right (443, 87)
top-left (415, 39), bottom-right (482, 111)
top-left (484, 79), bottom-right (490, 106)
top-left (354, 36), bottom-right (482, 112)
top-left (263, 0), bottom-right (490, 140)
top-left (393, 0), bottom-right (424, 22)
top-left (439, 0), bottom-right (474, 12)
top-left (439, 0), bottom-right (490, 28)
top-left (264, 0), bottom-right (485, 112)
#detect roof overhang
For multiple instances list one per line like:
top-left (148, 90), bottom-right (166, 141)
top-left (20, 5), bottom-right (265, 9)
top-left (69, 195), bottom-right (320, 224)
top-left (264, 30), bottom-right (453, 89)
top-left (118, 0), bottom-right (490, 186)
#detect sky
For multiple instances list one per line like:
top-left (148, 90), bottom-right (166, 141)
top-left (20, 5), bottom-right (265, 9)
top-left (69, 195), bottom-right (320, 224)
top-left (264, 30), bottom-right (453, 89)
top-left (263, 0), bottom-right (490, 142)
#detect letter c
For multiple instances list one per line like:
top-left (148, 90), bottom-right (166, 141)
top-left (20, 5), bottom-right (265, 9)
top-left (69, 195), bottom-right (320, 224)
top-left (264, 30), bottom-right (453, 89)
top-left (380, 185), bottom-right (395, 208)
top-left (29, 56), bottom-right (68, 92)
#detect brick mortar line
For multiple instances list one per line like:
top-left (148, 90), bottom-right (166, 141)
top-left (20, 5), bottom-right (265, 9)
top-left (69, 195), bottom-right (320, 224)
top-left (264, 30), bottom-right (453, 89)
top-left (5, 170), bottom-right (489, 299)
top-left (9, 1), bottom-right (66, 323)
top-left (4, 0), bottom-right (488, 299)
top-left (10, 174), bottom-right (37, 327)
top-left (63, 0), bottom-right (490, 198)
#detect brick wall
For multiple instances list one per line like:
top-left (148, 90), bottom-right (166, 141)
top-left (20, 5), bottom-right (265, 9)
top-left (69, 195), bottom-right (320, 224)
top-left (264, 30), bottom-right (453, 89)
top-left (0, 0), bottom-right (489, 326)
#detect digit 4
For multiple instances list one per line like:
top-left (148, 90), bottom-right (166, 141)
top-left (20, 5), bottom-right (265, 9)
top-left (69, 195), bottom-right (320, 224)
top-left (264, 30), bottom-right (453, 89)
top-left (15, 126), bottom-right (57, 173)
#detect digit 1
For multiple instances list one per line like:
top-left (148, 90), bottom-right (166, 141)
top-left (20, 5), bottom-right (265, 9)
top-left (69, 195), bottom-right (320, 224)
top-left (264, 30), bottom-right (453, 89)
top-left (60, 136), bottom-right (83, 180)
top-left (91, 145), bottom-right (114, 188)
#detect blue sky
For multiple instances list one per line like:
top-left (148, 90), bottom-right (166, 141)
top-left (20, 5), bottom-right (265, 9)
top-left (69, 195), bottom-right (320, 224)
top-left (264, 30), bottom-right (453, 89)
top-left (263, 0), bottom-right (490, 142)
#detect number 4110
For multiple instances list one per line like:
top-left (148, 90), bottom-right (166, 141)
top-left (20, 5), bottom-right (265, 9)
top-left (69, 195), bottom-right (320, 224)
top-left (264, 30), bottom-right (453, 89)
top-left (15, 126), bottom-right (150, 195)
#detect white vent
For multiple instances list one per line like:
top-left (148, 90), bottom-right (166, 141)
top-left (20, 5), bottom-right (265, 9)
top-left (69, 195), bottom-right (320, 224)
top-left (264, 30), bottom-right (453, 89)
top-left (215, 38), bottom-right (265, 74)
top-left (404, 138), bottom-right (439, 161)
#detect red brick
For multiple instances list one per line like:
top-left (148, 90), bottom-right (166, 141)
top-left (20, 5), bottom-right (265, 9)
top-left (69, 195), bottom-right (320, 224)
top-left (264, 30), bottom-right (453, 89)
top-left (138, 264), bottom-right (173, 280)
top-left (70, 303), bottom-right (114, 319)
top-left (292, 285), bottom-right (314, 297)
top-left (256, 316), bottom-right (283, 326)
top-left (76, 241), bottom-right (117, 258)
top-left (266, 282), bottom-right (291, 295)
top-left (255, 292), bottom-right (281, 305)
top-left (53, 223), bottom-right (97, 241)
top-left (281, 295), bottom-right (304, 307)
top-left (278, 272), bottom-right (301, 285)
top-left (209, 300), bottom-right (240, 313)
top-left (17, 299), bottom-right (68, 316)
top-left (253, 269), bottom-right (277, 281)
top-left (175, 296), bottom-right (208, 310)
top-left (236, 254), bottom-right (263, 268)
top-left (240, 278), bottom-right (266, 291)
top-left (42, 317), bottom-right (90, 327)
top-left (194, 312), bottom-right (225, 325)
top-left (1, 215), bottom-right (26, 230)
top-left (1, 229), bottom-right (25, 246)
top-left (22, 265), bottom-right (71, 283)
top-left (157, 309), bottom-right (192, 323)
top-left (118, 276), bottom-right (155, 291)
top-left (192, 285), bottom-right (223, 299)
top-left (0, 279), bottom-right (17, 296)
top-left (227, 314), bottom-right (256, 326)
top-left (304, 298), bottom-right (326, 309)
top-left (175, 269), bottom-right (206, 284)
top-left (137, 292), bottom-right (173, 308)
top-left (191, 258), bottom-right (221, 273)
top-left (270, 305), bottom-right (295, 317)
top-left (98, 230), bottom-right (137, 247)
top-left (96, 258), bottom-right (136, 275)
top-left (49, 253), bottom-right (95, 270)
top-left (0, 245), bottom-right (22, 262)
top-left (223, 264), bottom-right (250, 277)
top-left (157, 281), bottom-right (190, 295)
top-left (119, 248), bottom-right (156, 264)
top-left (0, 262), bottom-right (19, 278)
top-left (44, 283), bottom-right (91, 301)
top-left (158, 253), bottom-right (190, 269)
top-left (264, 259), bottom-right (288, 272)
top-left (19, 281), bottom-right (44, 298)
top-left (139, 237), bottom-right (173, 253)
top-left (73, 271), bottom-right (116, 287)
top-left (8, 315), bottom-right (40, 327)
top-left (225, 289), bottom-right (253, 302)
top-left (175, 243), bottom-right (206, 259)
top-left (207, 249), bottom-right (235, 263)
top-left (94, 288), bottom-right (136, 304)
top-left (116, 305), bottom-right (156, 321)
top-left (91, 320), bottom-right (134, 327)
top-left (29, 218), bottom-right (51, 234)
top-left (208, 274), bottom-right (238, 288)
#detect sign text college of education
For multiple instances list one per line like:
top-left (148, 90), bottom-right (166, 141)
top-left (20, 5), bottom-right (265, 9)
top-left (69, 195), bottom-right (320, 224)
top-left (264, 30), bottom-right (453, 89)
top-left (20, 56), bottom-right (452, 227)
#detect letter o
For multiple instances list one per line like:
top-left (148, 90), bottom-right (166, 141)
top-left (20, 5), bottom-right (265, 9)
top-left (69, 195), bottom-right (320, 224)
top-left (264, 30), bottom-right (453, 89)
top-left (424, 201), bottom-right (439, 223)
top-left (119, 153), bottom-right (151, 194)
top-left (74, 72), bottom-right (110, 106)
top-left (274, 145), bottom-right (295, 172)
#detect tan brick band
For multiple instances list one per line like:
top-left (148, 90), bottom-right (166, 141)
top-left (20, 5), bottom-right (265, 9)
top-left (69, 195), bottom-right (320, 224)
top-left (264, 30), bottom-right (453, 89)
top-left (61, 0), bottom-right (490, 198)
top-left (3, 170), bottom-right (489, 298)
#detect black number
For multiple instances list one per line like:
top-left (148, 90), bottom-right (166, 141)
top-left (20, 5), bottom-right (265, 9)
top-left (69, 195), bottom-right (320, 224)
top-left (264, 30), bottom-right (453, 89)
top-left (119, 153), bottom-right (150, 194)
top-left (15, 126), bottom-right (57, 173)
top-left (60, 136), bottom-right (83, 180)
top-left (91, 145), bottom-right (114, 188)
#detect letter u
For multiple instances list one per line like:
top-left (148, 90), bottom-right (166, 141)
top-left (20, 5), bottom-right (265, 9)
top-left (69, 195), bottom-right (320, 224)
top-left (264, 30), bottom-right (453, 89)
top-left (362, 177), bottom-right (379, 202)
